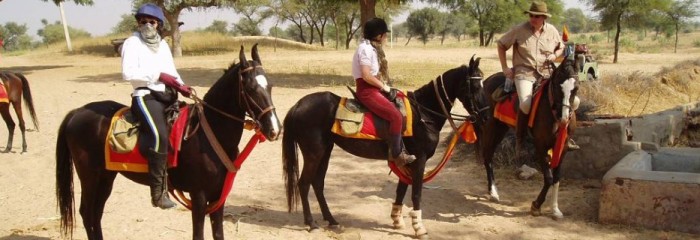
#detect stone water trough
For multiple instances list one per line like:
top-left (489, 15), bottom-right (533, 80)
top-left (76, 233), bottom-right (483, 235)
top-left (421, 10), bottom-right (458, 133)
top-left (599, 148), bottom-right (700, 234)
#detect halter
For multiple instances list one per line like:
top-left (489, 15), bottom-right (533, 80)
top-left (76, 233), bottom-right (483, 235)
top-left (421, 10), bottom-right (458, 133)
top-left (238, 65), bottom-right (276, 124)
top-left (419, 67), bottom-right (482, 132)
top-left (184, 63), bottom-right (274, 172)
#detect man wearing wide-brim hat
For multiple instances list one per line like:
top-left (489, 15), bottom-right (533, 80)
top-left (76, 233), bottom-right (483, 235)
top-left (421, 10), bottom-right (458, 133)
top-left (496, 1), bottom-right (581, 163)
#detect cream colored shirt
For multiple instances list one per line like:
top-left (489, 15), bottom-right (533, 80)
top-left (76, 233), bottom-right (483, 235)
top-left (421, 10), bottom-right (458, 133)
top-left (497, 22), bottom-right (562, 79)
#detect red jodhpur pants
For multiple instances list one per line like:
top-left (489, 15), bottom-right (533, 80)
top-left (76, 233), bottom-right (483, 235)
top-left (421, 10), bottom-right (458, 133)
top-left (356, 78), bottom-right (402, 135)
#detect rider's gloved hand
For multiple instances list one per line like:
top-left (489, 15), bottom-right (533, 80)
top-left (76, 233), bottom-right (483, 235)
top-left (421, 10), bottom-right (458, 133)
top-left (160, 72), bottom-right (192, 97)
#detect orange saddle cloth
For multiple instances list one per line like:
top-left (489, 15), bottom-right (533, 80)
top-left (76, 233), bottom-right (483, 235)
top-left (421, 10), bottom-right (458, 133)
top-left (331, 94), bottom-right (413, 140)
top-left (493, 83), bottom-right (546, 128)
top-left (104, 106), bottom-right (190, 173)
top-left (0, 83), bottom-right (8, 103)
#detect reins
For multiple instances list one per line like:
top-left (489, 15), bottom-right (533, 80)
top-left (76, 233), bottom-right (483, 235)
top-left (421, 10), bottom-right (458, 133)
top-left (169, 63), bottom-right (271, 214)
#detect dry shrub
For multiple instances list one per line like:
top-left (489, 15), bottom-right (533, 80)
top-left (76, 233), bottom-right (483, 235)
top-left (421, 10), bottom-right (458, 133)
top-left (579, 58), bottom-right (700, 116)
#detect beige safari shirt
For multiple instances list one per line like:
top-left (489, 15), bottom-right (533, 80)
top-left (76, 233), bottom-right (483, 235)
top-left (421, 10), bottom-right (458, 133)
top-left (497, 22), bottom-right (563, 80)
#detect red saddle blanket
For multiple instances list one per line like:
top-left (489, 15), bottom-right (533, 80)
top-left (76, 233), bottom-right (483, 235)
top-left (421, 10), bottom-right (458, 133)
top-left (0, 83), bottom-right (8, 103)
top-left (104, 106), bottom-right (190, 173)
top-left (493, 84), bottom-right (545, 128)
top-left (331, 94), bottom-right (413, 140)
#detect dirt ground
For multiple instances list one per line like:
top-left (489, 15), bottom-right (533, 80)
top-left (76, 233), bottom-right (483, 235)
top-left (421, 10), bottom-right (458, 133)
top-left (1, 49), bottom-right (699, 240)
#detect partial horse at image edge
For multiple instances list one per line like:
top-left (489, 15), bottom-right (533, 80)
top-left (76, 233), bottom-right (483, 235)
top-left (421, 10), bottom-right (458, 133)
top-left (0, 71), bottom-right (39, 153)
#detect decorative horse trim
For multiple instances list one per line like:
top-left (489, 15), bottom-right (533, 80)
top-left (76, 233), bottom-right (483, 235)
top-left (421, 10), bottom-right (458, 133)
top-left (389, 121), bottom-right (477, 184)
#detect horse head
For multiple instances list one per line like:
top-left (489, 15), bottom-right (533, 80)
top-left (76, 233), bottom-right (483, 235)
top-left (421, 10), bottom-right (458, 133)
top-left (232, 44), bottom-right (282, 140)
top-left (457, 55), bottom-right (484, 116)
top-left (550, 57), bottom-right (579, 123)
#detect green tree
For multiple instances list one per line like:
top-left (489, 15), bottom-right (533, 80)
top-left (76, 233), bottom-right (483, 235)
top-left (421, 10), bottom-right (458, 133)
top-left (37, 19), bottom-right (91, 45)
top-left (0, 22), bottom-right (34, 51)
top-left (232, 0), bottom-right (272, 36)
top-left (204, 20), bottom-right (230, 35)
top-left (563, 8), bottom-right (589, 33)
top-left (133, 0), bottom-right (238, 57)
top-left (406, 8), bottom-right (444, 45)
top-left (665, 0), bottom-right (699, 53)
top-left (267, 26), bottom-right (289, 39)
top-left (111, 14), bottom-right (137, 35)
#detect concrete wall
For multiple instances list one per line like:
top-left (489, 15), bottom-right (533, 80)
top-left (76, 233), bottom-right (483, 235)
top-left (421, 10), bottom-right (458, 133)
top-left (563, 103), bottom-right (700, 179)
top-left (599, 149), bottom-right (700, 234)
top-left (562, 122), bottom-right (640, 179)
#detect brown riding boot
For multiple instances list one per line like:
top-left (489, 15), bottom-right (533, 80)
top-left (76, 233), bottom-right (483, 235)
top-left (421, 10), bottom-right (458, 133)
top-left (147, 149), bottom-right (176, 209)
top-left (388, 134), bottom-right (416, 166)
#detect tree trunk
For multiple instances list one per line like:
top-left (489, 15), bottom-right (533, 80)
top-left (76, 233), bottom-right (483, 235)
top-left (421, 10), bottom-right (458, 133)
top-left (360, 0), bottom-right (376, 31)
top-left (479, 29), bottom-right (485, 46)
top-left (674, 22), bottom-right (679, 54)
top-left (404, 35), bottom-right (412, 46)
top-left (613, 13), bottom-right (622, 63)
top-left (164, 12), bottom-right (183, 57)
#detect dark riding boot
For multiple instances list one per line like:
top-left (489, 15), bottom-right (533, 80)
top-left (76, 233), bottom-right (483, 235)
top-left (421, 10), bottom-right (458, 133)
top-left (147, 149), bottom-right (176, 209)
top-left (387, 134), bottom-right (416, 166)
top-left (515, 111), bottom-right (529, 163)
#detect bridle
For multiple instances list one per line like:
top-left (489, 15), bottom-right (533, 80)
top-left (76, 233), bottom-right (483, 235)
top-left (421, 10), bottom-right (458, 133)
top-left (547, 61), bottom-right (577, 121)
top-left (184, 62), bottom-right (275, 172)
top-left (412, 66), bottom-right (482, 132)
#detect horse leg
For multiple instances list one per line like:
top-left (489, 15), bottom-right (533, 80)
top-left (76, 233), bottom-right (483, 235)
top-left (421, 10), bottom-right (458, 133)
top-left (391, 182), bottom-right (408, 229)
top-left (310, 145), bottom-right (339, 228)
top-left (11, 102), bottom-right (27, 153)
top-left (0, 104), bottom-right (14, 153)
top-left (530, 150), bottom-right (553, 217)
top-left (549, 166), bottom-right (564, 220)
top-left (409, 157), bottom-right (428, 239)
top-left (209, 206), bottom-right (225, 240)
top-left (90, 172), bottom-right (117, 239)
top-left (481, 121), bottom-right (509, 202)
top-left (298, 144), bottom-right (330, 231)
top-left (76, 170), bottom-right (116, 240)
top-left (190, 190), bottom-right (208, 240)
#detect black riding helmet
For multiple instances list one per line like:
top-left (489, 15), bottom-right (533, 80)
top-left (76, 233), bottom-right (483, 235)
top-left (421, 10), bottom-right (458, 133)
top-left (363, 17), bottom-right (390, 40)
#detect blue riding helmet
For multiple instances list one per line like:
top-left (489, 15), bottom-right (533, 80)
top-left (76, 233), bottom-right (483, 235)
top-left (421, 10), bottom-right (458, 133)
top-left (135, 3), bottom-right (165, 25)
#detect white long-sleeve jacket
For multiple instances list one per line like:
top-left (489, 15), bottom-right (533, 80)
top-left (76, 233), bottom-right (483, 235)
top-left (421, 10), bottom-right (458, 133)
top-left (121, 32), bottom-right (184, 97)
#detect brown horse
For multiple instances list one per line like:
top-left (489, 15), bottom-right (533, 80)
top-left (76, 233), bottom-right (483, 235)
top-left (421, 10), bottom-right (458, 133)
top-left (0, 71), bottom-right (38, 153)
top-left (474, 58), bottom-right (579, 219)
top-left (282, 56), bottom-right (483, 237)
top-left (55, 45), bottom-right (281, 240)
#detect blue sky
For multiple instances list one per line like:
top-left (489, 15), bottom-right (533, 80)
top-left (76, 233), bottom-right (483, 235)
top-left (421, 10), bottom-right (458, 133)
top-left (0, 0), bottom-right (588, 40)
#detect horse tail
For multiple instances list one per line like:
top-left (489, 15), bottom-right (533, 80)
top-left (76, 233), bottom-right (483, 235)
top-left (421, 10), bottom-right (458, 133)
top-left (55, 111), bottom-right (75, 238)
top-left (282, 104), bottom-right (300, 213)
top-left (17, 73), bottom-right (39, 131)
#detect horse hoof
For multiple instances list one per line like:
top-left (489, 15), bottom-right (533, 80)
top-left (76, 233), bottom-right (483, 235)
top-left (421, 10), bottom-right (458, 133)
top-left (551, 211), bottom-right (564, 220)
top-left (530, 202), bottom-right (541, 216)
top-left (488, 194), bottom-right (500, 203)
top-left (327, 224), bottom-right (342, 230)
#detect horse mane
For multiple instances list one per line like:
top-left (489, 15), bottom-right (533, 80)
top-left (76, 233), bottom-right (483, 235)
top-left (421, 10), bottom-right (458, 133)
top-left (412, 65), bottom-right (468, 98)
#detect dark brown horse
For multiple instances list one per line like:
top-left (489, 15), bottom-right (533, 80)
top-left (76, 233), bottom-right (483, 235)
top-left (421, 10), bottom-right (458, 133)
top-left (474, 58), bottom-right (579, 219)
top-left (0, 71), bottom-right (38, 153)
top-left (282, 56), bottom-right (483, 237)
top-left (55, 45), bottom-right (281, 240)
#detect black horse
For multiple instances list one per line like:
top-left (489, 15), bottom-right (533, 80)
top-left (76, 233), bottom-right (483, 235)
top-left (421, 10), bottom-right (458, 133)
top-left (55, 45), bottom-right (281, 240)
top-left (474, 58), bottom-right (579, 219)
top-left (282, 56), bottom-right (483, 237)
top-left (0, 71), bottom-right (38, 153)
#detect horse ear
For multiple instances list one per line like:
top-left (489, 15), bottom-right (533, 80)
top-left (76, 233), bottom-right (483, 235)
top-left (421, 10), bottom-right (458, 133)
top-left (252, 43), bottom-right (261, 65)
top-left (239, 46), bottom-right (248, 67)
top-left (469, 54), bottom-right (476, 68)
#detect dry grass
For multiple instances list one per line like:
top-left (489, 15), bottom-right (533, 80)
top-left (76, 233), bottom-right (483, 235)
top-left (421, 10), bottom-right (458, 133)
top-left (27, 31), bottom-right (700, 116)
